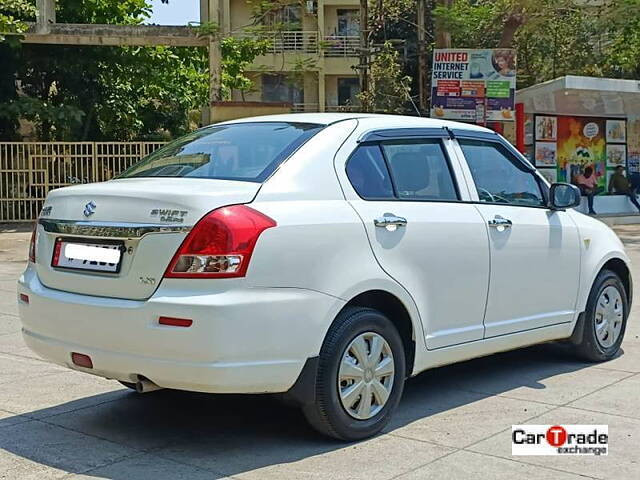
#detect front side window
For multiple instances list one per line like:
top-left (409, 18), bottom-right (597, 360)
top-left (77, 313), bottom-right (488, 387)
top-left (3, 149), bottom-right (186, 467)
top-left (119, 122), bottom-right (322, 183)
top-left (381, 140), bottom-right (459, 201)
top-left (459, 139), bottom-right (545, 207)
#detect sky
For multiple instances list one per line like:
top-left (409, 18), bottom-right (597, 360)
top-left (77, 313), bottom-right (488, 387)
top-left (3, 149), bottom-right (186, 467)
top-left (146, 0), bottom-right (200, 26)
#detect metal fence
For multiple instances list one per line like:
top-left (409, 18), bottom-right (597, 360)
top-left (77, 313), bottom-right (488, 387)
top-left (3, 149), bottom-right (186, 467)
top-left (322, 36), bottom-right (359, 57)
top-left (0, 142), bottom-right (165, 222)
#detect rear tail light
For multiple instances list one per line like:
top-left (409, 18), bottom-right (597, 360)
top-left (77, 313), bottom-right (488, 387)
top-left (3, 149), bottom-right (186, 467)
top-left (164, 205), bottom-right (276, 278)
top-left (28, 223), bottom-right (37, 263)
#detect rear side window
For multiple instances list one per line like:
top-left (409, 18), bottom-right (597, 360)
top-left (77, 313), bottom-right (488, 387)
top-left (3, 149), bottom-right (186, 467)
top-left (346, 145), bottom-right (394, 199)
top-left (381, 141), bottom-right (458, 201)
top-left (119, 122), bottom-right (323, 183)
top-left (346, 139), bottom-right (459, 201)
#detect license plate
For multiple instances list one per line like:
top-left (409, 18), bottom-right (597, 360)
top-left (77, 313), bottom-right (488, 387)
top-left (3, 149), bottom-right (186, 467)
top-left (52, 238), bottom-right (124, 273)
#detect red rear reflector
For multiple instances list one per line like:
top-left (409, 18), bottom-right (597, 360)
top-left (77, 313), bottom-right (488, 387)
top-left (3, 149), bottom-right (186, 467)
top-left (19, 293), bottom-right (29, 304)
top-left (71, 352), bottom-right (93, 369)
top-left (159, 316), bottom-right (193, 327)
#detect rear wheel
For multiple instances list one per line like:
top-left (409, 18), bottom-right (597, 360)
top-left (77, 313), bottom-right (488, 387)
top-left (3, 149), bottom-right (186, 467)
top-left (574, 269), bottom-right (628, 362)
top-left (303, 307), bottom-right (406, 441)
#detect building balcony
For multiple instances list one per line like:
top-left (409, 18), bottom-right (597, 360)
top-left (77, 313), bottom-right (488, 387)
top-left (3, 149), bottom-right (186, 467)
top-left (236, 31), bottom-right (359, 58)
top-left (322, 36), bottom-right (359, 57)
top-left (238, 30), bottom-right (319, 54)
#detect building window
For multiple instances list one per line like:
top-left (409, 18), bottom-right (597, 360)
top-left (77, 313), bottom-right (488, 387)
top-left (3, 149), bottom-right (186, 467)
top-left (262, 74), bottom-right (303, 104)
top-left (337, 9), bottom-right (360, 36)
top-left (338, 78), bottom-right (360, 106)
top-left (264, 4), bottom-right (302, 30)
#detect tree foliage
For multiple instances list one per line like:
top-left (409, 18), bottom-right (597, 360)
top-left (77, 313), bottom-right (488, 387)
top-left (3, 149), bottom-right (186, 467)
top-left (0, 0), bottom-right (208, 141)
top-left (432, 0), bottom-right (640, 88)
top-left (220, 36), bottom-right (270, 100)
top-left (358, 41), bottom-right (412, 113)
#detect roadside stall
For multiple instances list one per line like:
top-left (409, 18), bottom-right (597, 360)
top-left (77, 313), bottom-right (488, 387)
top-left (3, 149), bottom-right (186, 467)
top-left (516, 76), bottom-right (640, 216)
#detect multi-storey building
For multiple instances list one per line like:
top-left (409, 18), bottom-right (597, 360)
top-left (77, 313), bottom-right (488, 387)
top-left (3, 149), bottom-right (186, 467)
top-left (224, 0), bottom-right (361, 112)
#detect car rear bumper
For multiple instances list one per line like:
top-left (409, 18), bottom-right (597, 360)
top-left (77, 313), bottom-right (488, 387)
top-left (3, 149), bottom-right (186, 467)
top-left (17, 266), bottom-right (342, 394)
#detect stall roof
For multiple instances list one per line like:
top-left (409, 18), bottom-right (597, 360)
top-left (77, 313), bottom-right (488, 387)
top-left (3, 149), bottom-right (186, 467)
top-left (516, 75), bottom-right (640, 117)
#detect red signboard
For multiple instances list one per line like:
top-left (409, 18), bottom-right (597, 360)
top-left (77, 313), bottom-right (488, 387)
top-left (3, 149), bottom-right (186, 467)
top-left (461, 81), bottom-right (485, 98)
top-left (436, 80), bottom-right (461, 97)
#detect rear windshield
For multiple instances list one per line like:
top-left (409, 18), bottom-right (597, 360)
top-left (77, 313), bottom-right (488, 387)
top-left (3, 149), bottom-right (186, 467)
top-left (119, 122), bottom-right (323, 182)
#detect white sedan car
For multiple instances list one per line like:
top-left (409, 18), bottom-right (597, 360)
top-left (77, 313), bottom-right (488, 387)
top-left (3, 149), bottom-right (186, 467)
top-left (18, 114), bottom-right (631, 440)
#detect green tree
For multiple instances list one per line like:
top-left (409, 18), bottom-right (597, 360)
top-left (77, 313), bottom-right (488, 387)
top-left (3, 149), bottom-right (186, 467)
top-left (432, 0), bottom-right (640, 88)
top-left (0, 0), bottom-right (208, 141)
top-left (358, 41), bottom-right (412, 113)
top-left (220, 36), bottom-right (270, 100)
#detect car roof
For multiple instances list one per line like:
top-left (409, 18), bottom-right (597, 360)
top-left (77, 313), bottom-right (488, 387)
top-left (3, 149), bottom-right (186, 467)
top-left (219, 112), bottom-right (493, 133)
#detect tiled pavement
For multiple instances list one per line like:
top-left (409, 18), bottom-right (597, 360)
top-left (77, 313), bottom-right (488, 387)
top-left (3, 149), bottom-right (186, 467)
top-left (0, 223), bottom-right (638, 479)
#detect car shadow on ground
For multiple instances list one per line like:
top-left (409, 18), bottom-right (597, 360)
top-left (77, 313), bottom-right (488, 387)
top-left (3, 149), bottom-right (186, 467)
top-left (0, 341), bottom-right (608, 478)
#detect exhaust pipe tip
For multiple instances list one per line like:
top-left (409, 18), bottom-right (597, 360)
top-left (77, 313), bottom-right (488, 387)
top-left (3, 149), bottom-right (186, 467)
top-left (135, 378), bottom-right (163, 393)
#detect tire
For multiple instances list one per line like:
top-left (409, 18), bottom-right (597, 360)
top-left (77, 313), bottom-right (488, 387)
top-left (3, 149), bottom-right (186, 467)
top-left (303, 307), bottom-right (406, 441)
top-left (574, 269), bottom-right (628, 362)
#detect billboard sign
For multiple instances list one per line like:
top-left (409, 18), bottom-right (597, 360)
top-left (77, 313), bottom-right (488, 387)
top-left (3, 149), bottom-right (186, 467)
top-left (430, 49), bottom-right (516, 122)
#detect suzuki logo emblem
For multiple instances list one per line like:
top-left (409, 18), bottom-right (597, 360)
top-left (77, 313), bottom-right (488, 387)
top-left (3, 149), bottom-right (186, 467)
top-left (83, 201), bottom-right (97, 217)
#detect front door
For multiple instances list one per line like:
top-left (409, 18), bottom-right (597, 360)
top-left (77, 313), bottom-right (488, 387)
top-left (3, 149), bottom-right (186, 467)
top-left (344, 137), bottom-right (491, 349)
top-left (455, 138), bottom-right (581, 337)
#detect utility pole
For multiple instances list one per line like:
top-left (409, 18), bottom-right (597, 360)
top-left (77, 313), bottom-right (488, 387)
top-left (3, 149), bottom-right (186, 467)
top-left (201, 0), bottom-right (222, 124)
top-left (358, 0), bottom-right (369, 108)
top-left (207, 0), bottom-right (222, 104)
top-left (435, 0), bottom-right (452, 48)
top-left (36, 0), bottom-right (56, 34)
top-left (416, 0), bottom-right (427, 113)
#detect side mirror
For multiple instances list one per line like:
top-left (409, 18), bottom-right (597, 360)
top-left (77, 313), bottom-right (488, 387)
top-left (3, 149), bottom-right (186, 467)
top-left (549, 182), bottom-right (581, 210)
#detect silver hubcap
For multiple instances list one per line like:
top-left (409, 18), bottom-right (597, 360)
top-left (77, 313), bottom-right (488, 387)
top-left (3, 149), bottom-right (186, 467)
top-left (338, 332), bottom-right (395, 420)
top-left (594, 286), bottom-right (624, 348)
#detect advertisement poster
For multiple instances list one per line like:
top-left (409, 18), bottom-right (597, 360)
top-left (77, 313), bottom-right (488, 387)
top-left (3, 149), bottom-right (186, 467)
top-left (556, 116), bottom-right (606, 191)
top-left (627, 115), bottom-right (640, 173)
top-left (430, 49), bottom-right (516, 122)
top-left (524, 114), bottom-right (534, 145)
top-left (539, 168), bottom-right (557, 184)
top-left (606, 144), bottom-right (626, 167)
top-left (536, 116), bottom-right (557, 141)
top-left (535, 142), bottom-right (557, 166)
top-left (606, 119), bottom-right (626, 143)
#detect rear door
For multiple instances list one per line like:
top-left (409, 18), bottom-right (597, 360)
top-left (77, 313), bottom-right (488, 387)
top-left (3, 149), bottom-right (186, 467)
top-left (453, 135), bottom-right (581, 337)
top-left (341, 131), bottom-right (491, 349)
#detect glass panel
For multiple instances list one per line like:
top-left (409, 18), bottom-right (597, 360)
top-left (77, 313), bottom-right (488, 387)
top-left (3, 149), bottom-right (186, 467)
top-left (262, 74), bottom-right (303, 103)
top-left (264, 4), bottom-right (302, 30)
top-left (346, 145), bottom-right (394, 199)
top-left (381, 141), bottom-right (458, 201)
top-left (337, 9), bottom-right (360, 36)
top-left (337, 78), bottom-right (360, 106)
top-left (459, 140), bottom-right (544, 206)
top-left (119, 122), bottom-right (323, 182)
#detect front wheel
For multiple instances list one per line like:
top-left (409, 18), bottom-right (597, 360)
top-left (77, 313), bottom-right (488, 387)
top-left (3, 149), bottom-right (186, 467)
top-left (573, 269), bottom-right (628, 362)
top-left (303, 307), bottom-right (406, 441)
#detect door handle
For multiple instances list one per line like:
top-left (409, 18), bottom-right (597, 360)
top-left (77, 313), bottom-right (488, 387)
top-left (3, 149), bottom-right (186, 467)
top-left (374, 215), bottom-right (407, 231)
top-left (488, 215), bottom-right (512, 229)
